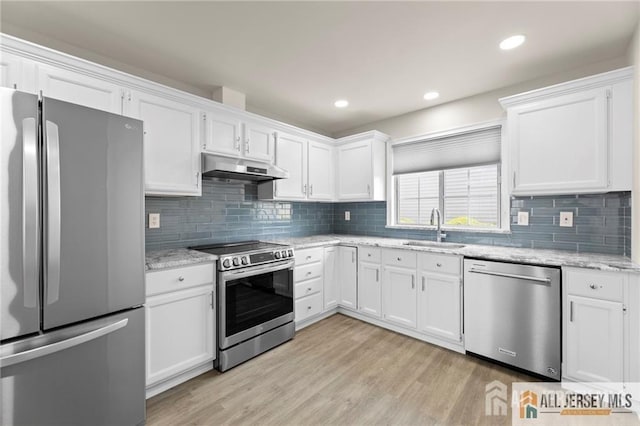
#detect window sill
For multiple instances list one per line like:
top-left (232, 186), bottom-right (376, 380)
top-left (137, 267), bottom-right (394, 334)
top-left (385, 224), bottom-right (512, 235)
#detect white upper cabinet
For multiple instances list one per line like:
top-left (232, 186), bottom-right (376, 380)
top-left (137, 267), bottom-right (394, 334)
top-left (307, 141), bottom-right (334, 201)
top-left (0, 50), bottom-right (34, 92)
top-left (202, 111), bottom-right (242, 157)
top-left (258, 133), bottom-right (335, 201)
top-left (243, 121), bottom-right (274, 162)
top-left (202, 111), bottom-right (274, 162)
top-left (336, 131), bottom-right (388, 201)
top-left (36, 62), bottom-right (123, 114)
top-left (501, 67), bottom-right (632, 196)
top-left (127, 90), bottom-right (202, 196)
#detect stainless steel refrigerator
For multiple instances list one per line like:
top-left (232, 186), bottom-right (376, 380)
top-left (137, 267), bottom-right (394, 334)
top-left (0, 88), bottom-right (146, 425)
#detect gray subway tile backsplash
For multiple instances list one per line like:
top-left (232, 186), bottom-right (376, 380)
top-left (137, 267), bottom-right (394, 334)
top-left (145, 181), bottom-right (631, 257)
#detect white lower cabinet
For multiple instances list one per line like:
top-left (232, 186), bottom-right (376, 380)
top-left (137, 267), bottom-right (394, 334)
top-left (337, 246), bottom-right (358, 310)
top-left (358, 258), bottom-right (382, 318)
top-left (323, 246), bottom-right (338, 310)
top-left (563, 268), bottom-right (629, 389)
top-left (417, 271), bottom-right (461, 342)
top-left (294, 247), bottom-right (324, 325)
top-left (382, 253), bottom-right (418, 329)
top-left (145, 263), bottom-right (215, 398)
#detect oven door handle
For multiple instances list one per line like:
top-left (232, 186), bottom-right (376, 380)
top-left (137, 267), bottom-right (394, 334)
top-left (221, 260), bottom-right (295, 280)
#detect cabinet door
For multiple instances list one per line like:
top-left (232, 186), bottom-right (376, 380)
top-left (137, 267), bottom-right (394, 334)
top-left (244, 121), bottom-right (274, 162)
top-left (145, 285), bottom-right (215, 387)
top-left (338, 246), bottom-right (357, 309)
top-left (37, 63), bottom-right (123, 114)
top-left (358, 261), bottom-right (381, 317)
top-left (382, 265), bottom-right (417, 328)
top-left (308, 141), bottom-right (334, 201)
top-left (418, 272), bottom-right (461, 342)
top-left (0, 51), bottom-right (23, 90)
top-left (323, 247), bottom-right (338, 310)
top-left (128, 91), bottom-right (201, 196)
top-left (510, 88), bottom-right (608, 195)
top-left (274, 132), bottom-right (307, 200)
top-left (203, 111), bottom-right (242, 157)
top-left (565, 295), bottom-right (623, 384)
top-left (338, 141), bottom-right (372, 200)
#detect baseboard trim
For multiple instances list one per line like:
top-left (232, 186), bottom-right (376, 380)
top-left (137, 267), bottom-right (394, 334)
top-left (145, 360), bottom-right (214, 399)
top-left (295, 308), bottom-right (338, 331)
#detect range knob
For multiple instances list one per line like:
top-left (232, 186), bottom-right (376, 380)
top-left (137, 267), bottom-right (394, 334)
top-left (232, 257), bottom-right (240, 267)
top-left (241, 256), bottom-right (249, 265)
top-left (274, 251), bottom-right (281, 259)
top-left (281, 250), bottom-right (288, 258)
top-left (288, 249), bottom-right (294, 257)
top-left (222, 258), bottom-right (231, 268)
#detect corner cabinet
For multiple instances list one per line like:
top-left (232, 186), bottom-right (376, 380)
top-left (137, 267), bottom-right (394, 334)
top-left (258, 133), bottom-right (335, 201)
top-left (501, 67), bottom-right (632, 196)
top-left (126, 90), bottom-right (202, 196)
top-left (337, 246), bottom-right (358, 310)
top-left (145, 263), bottom-right (216, 398)
top-left (336, 131), bottom-right (388, 201)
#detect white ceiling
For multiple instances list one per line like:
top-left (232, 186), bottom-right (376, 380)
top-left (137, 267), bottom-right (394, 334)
top-left (1, 1), bottom-right (638, 136)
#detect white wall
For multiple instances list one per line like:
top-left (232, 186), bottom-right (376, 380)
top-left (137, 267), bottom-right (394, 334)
top-left (334, 56), bottom-right (630, 140)
top-left (630, 22), bottom-right (640, 263)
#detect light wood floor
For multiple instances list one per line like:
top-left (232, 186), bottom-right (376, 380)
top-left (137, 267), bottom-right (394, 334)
top-left (147, 314), bottom-right (535, 425)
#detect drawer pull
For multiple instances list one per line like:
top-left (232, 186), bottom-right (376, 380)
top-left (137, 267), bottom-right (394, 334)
top-left (307, 287), bottom-right (312, 292)
top-left (368, 253), bottom-right (372, 257)
top-left (306, 271), bottom-right (312, 276)
top-left (422, 276), bottom-right (425, 291)
top-left (178, 276), bottom-right (185, 282)
top-left (306, 256), bottom-right (312, 260)
top-left (589, 284), bottom-right (598, 290)
top-left (397, 257), bottom-right (402, 261)
top-left (307, 306), bottom-right (312, 310)
top-left (436, 263), bottom-right (442, 267)
top-left (570, 301), bottom-right (574, 322)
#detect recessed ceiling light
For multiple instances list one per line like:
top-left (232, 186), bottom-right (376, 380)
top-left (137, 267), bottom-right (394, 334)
top-left (423, 91), bottom-right (440, 101)
top-left (500, 34), bottom-right (526, 50)
top-left (334, 99), bottom-right (349, 108)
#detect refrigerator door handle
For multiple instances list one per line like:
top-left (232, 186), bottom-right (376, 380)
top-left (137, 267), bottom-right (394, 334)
top-left (22, 117), bottom-right (38, 308)
top-left (0, 318), bottom-right (128, 368)
top-left (45, 120), bottom-right (61, 305)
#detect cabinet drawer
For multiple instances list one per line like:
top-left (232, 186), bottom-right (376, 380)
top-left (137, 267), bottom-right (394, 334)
top-left (359, 246), bottom-right (381, 263)
top-left (418, 253), bottom-right (461, 275)
top-left (295, 293), bottom-right (323, 322)
top-left (382, 249), bottom-right (417, 269)
top-left (565, 268), bottom-right (624, 302)
top-left (295, 247), bottom-right (324, 266)
top-left (146, 263), bottom-right (215, 296)
top-left (295, 277), bottom-right (323, 299)
top-left (294, 262), bottom-right (323, 282)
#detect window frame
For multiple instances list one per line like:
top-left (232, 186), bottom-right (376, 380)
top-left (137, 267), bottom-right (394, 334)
top-left (386, 119), bottom-right (511, 234)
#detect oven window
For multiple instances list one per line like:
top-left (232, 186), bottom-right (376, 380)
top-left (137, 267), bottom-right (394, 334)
top-left (225, 268), bottom-right (293, 337)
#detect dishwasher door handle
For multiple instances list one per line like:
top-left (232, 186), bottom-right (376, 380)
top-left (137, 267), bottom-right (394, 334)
top-left (467, 268), bottom-right (551, 284)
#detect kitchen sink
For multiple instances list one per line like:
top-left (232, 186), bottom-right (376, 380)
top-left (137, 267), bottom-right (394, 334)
top-left (403, 241), bottom-right (466, 249)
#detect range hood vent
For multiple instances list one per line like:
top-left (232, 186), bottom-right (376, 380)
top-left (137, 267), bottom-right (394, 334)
top-left (201, 153), bottom-right (289, 181)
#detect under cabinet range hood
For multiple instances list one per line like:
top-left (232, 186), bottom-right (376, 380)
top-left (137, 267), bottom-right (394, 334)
top-left (201, 153), bottom-right (289, 181)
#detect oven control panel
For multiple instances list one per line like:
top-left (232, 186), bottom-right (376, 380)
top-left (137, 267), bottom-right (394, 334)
top-left (220, 248), bottom-right (295, 271)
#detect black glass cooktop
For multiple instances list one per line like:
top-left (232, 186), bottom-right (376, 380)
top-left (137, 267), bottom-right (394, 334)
top-left (190, 240), bottom-right (289, 256)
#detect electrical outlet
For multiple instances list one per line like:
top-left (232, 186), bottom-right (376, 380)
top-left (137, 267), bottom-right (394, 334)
top-left (517, 211), bottom-right (529, 226)
top-left (345, 211), bottom-right (350, 221)
top-left (559, 211), bottom-right (573, 227)
top-left (149, 213), bottom-right (160, 229)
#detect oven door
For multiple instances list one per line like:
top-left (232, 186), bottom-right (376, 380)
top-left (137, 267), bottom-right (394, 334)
top-left (219, 260), bottom-right (294, 349)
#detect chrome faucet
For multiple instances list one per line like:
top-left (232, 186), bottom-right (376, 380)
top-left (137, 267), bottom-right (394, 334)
top-left (430, 208), bottom-right (447, 243)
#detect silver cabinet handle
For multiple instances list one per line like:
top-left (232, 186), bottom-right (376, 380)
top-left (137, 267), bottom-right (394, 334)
top-left (307, 306), bottom-right (312, 310)
top-left (376, 268), bottom-right (379, 282)
top-left (422, 276), bottom-right (425, 292)
top-left (196, 171), bottom-right (200, 188)
top-left (306, 271), bottom-right (312, 276)
top-left (397, 257), bottom-right (402, 261)
top-left (45, 121), bottom-right (61, 305)
top-left (235, 136), bottom-right (241, 151)
top-left (513, 171), bottom-right (516, 188)
top-left (368, 253), bottom-right (371, 257)
top-left (310, 184), bottom-right (313, 196)
top-left (411, 275), bottom-right (415, 289)
top-left (468, 268), bottom-right (551, 284)
top-left (0, 318), bottom-right (128, 367)
top-left (22, 117), bottom-right (39, 308)
top-left (210, 291), bottom-right (214, 309)
top-left (589, 284), bottom-right (598, 290)
top-left (178, 276), bottom-right (185, 282)
top-left (306, 255), bottom-right (312, 260)
top-left (367, 184), bottom-right (371, 196)
top-left (245, 138), bottom-right (250, 153)
top-left (436, 263), bottom-right (442, 267)
top-left (303, 184), bottom-right (307, 195)
top-left (570, 300), bottom-right (574, 322)
top-left (307, 287), bottom-right (312, 292)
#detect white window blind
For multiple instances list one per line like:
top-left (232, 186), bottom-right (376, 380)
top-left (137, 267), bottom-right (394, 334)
top-left (392, 126), bottom-right (501, 175)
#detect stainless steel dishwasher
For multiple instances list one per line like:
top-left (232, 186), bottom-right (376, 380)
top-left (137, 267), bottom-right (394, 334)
top-left (463, 259), bottom-right (561, 379)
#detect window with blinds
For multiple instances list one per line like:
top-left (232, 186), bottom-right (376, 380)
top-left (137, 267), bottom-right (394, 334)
top-left (392, 124), bottom-right (502, 230)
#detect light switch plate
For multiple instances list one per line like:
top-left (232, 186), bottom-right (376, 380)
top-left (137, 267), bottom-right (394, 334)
top-left (345, 211), bottom-right (351, 221)
top-left (517, 211), bottom-right (529, 226)
top-left (149, 213), bottom-right (160, 229)
top-left (559, 211), bottom-right (573, 227)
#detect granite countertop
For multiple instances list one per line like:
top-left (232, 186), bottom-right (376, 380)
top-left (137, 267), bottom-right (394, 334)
top-left (274, 234), bottom-right (640, 272)
top-left (145, 248), bottom-right (217, 271)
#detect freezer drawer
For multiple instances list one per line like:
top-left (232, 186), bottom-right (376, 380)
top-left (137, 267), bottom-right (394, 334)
top-left (1, 307), bottom-right (145, 425)
top-left (463, 259), bottom-right (561, 379)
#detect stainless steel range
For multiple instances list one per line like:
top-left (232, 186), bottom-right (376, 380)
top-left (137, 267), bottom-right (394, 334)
top-left (191, 241), bottom-right (295, 371)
